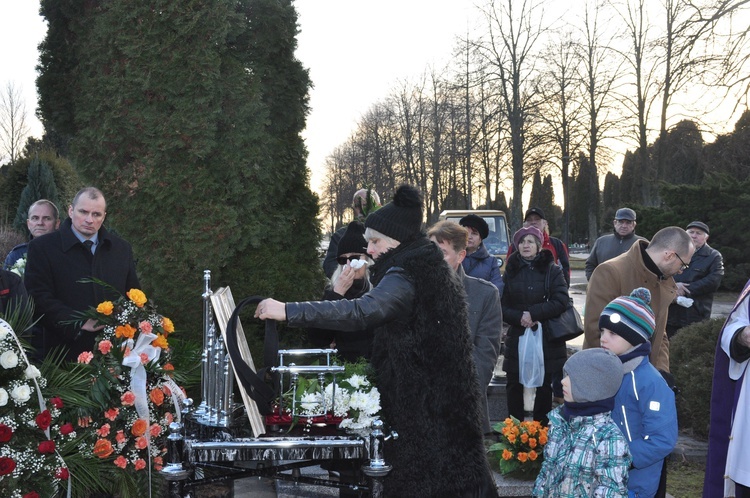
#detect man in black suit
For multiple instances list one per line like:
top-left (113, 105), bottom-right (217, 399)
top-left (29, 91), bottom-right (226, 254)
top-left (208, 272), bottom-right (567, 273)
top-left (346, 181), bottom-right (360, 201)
top-left (25, 187), bottom-right (140, 360)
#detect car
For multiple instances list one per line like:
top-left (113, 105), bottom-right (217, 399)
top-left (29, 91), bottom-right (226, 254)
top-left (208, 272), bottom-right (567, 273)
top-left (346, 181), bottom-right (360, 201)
top-left (438, 209), bottom-right (511, 271)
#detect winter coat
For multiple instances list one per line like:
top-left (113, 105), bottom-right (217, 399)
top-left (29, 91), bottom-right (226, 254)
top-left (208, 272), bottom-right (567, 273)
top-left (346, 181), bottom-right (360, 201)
top-left (501, 250), bottom-right (569, 375)
top-left (533, 407), bottom-right (631, 498)
top-left (307, 282), bottom-right (374, 362)
top-left (460, 265), bottom-right (503, 433)
top-left (583, 240), bottom-right (674, 372)
top-left (462, 242), bottom-right (504, 294)
top-left (667, 242), bottom-right (724, 329)
top-left (612, 355), bottom-right (677, 498)
top-left (25, 218), bottom-right (140, 360)
top-left (286, 237), bottom-right (498, 498)
top-left (585, 232), bottom-right (646, 280)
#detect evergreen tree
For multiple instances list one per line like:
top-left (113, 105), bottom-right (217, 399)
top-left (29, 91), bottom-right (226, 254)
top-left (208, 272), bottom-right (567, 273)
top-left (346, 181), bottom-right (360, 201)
top-left (37, 0), bottom-right (323, 344)
top-left (13, 155), bottom-right (61, 233)
top-left (528, 170), bottom-right (544, 212)
top-left (653, 120), bottom-right (704, 185)
top-left (541, 174), bottom-right (556, 234)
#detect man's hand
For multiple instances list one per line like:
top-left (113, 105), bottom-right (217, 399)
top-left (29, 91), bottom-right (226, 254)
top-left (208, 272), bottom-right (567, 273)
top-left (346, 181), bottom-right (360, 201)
top-left (82, 318), bottom-right (105, 333)
top-left (675, 282), bottom-right (691, 297)
top-left (254, 299), bottom-right (287, 321)
top-left (740, 326), bottom-right (750, 348)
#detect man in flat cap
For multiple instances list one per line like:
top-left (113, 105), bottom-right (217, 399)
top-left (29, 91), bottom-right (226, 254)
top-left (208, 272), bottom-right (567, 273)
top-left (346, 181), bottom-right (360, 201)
top-left (585, 207), bottom-right (646, 280)
top-left (666, 221), bottom-right (724, 338)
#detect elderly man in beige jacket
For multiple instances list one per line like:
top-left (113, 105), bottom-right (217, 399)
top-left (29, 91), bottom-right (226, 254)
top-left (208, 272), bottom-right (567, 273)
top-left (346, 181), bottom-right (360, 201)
top-left (583, 227), bottom-right (694, 372)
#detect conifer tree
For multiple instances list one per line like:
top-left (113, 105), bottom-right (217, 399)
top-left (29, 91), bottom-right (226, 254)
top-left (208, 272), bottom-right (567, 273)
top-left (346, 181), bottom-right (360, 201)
top-left (13, 155), bottom-right (60, 233)
top-left (37, 0), bottom-right (323, 342)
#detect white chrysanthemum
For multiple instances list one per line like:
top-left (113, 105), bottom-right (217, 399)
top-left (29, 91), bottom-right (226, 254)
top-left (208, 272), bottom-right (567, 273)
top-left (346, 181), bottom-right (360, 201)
top-left (24, 365), bottom-right (41, 380)
top-left (299, 392), bottom-right (322, 415)
top-left (0, 388), bottom-right (8, 406)
top-left (346, 374), bottom-right (369, 389)
top-left (0, 351), bottom-right (19, 369)
top-left (323, 383), bottom-right (350, 417)
top-left (11, 384), bottom-right (31, 404)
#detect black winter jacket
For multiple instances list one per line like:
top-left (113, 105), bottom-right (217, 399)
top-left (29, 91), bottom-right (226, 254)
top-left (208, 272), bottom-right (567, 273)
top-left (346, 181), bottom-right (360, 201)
top-left (501, 249), bottom-right (569, 374)
top-left (668, 242), bottom-right (724, 328)
top-left (287, 237), bottom-right (497, 498)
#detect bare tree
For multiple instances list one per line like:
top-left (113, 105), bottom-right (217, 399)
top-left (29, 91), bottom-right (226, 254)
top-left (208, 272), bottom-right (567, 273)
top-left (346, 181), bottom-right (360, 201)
top-left (0, 82), bottom-right (30, 166)
top-left (478, 0), bottom-right (548, 230)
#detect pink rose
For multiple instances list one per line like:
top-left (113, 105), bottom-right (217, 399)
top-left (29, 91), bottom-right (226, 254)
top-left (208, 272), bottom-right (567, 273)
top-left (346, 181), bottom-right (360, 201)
top-left (98, 340), bottom-right (113, 355)
top-left (134, 459), bottom-right (146, 471)
top-left (120, 392), bottom-right (136, 406)
top-left (150, 423), bottom-right (161, 437)
top-left (113, 455), bottom-right (127, 469)
top-left (96, 423), bottom-right (111, 437)
top-left (104, 408), bottom-right (119, 421)
top-left (77, 351), bottom-right (94, 364)
top-left (135, 436), bottom-right (148, 449)
top-left (115, 430), bottom-right (126, 444)
top-left (139, 353), bottom-right (149, 365)
top-left (139, 321), bottom-right (153, 334)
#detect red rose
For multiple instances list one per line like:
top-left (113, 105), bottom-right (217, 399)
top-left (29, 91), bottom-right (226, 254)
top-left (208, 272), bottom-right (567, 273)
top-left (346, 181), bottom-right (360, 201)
top-left (50, 397), bottom-right (64, 409)
top-left (59, 423), bottom-right (74, 436)
top-left (0, 424), bottom-right (13, 443)
top-left (23, 493), bottom-right (40, 498)
top-left (0, 456), bottom-right (16, 475)
top-left (35, 410), bottom-right (52, 430)
top-left (38, 440), bottom-right (56, 454)
top-left (55, 467), bottom-right (70, 480)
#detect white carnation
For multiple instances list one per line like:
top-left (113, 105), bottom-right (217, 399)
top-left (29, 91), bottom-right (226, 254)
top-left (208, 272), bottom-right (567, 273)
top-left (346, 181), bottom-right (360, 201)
top-left (11, 384), bottom-right (31, 404)
top-left (0, 388), bottom-right (7, 406)
top-left (0, 351), bottom-right (19, 369)
top-left (24, 365), bottom-right (41, 379)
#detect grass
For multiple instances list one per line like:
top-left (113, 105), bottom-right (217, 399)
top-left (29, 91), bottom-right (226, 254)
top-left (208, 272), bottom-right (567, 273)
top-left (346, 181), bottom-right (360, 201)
top-left (667, 458), bottom-right (705, 498)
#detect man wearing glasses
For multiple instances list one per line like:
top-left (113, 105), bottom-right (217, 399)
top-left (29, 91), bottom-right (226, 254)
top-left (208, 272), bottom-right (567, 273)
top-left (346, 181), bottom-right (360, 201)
top-left (582, 226), bottom-right (694, 373)
top-left (585, 207), bottom-right (646, 280)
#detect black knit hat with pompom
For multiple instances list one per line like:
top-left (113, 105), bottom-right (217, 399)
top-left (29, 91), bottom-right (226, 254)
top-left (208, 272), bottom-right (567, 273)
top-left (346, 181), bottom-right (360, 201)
top-left (365, 185), bottom-right (424, 242)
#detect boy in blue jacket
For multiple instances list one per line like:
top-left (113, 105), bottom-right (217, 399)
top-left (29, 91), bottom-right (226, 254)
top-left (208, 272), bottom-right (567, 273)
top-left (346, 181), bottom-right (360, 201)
top-left (599, 288), bottom-right (678, 498)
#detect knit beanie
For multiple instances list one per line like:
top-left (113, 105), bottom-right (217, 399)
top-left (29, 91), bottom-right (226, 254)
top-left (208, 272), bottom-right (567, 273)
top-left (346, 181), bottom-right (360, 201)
top-left (364, 185), bottom-right (423, 242)
top-left (459, 214), bottom-right (489, 240)
top-left (563, 348), bottom-right (623, 403)
top-left (599, 288), bottom-right (655, 346)
top-left (337, 221), bottom-right (367, 257)
top-left (512, 225), bottom-right (543, 249)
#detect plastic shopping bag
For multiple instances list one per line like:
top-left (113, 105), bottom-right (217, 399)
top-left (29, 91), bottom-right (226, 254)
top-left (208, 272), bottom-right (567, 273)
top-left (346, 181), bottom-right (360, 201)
top-left (518, 325), bottom-right (544, 387)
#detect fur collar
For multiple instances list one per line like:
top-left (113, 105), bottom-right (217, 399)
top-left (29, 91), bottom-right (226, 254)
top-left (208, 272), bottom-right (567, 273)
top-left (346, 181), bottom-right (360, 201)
top-left (504, 248), bottom-right (555, 277)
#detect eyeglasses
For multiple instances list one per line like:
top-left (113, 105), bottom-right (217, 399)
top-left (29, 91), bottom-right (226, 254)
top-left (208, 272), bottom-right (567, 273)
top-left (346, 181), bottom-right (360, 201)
top-left (673, 252), bottom-right (690, 271)
top-left (337, 255), bottom-right (363, 266)
top-left (614, 219), bottom-right (634, 225)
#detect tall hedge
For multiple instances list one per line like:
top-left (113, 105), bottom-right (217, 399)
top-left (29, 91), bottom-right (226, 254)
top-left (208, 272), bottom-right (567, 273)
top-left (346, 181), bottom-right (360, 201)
top-left (37, 0), bottom-right (323, 349)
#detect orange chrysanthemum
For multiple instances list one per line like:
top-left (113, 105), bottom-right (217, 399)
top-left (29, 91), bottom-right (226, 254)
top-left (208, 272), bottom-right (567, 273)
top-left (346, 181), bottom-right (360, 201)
top-left (127, 289), bottom-right (147, 308)
top-left (97, 301), bottom-right (114, 315)
top-left (131, 418), bottom-right (148, 437)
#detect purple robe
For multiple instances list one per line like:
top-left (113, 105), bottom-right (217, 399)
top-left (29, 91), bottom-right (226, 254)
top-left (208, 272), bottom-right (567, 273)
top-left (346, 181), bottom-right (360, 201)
top-left (704, 279), bottom-right (750, 497)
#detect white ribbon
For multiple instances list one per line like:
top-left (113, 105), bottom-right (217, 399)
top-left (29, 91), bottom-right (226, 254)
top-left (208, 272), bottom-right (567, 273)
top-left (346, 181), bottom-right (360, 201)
top-left (122, 330), bottom-right (161, 498)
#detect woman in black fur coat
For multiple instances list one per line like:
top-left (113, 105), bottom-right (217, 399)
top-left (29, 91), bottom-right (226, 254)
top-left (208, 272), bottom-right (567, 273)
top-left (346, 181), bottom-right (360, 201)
top-left (501, 225), bottom-right (569, 425)
top-left (257, 185), bottom-right (498, 498)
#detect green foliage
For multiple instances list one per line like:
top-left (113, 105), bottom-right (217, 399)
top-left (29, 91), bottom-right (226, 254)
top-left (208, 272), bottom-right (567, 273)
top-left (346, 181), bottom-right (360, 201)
top-left (36, 0), bottom-right (325, 350)
top-left (670, 318), bottom-right (722, 439)
top-left (13, 155), bottom-right (61, 233)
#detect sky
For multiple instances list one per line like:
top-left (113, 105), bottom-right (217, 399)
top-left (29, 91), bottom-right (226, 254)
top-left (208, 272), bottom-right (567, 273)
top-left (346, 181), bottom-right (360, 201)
top-left (0, 1), bottom-right (481, 191)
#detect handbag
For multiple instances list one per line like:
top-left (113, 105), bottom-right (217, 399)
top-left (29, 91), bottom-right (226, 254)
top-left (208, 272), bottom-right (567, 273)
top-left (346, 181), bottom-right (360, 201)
top-left (544, 269), bottom-right (584, 342)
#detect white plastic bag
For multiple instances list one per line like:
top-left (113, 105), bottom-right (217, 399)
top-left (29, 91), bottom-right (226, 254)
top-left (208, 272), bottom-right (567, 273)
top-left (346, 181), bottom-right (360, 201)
top-left (518, 325), bottom-right (544, 387)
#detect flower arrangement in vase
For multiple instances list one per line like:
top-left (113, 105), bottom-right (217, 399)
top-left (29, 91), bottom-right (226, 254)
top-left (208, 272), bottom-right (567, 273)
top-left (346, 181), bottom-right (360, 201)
top-left (490, 416), bottom-right (549, 479)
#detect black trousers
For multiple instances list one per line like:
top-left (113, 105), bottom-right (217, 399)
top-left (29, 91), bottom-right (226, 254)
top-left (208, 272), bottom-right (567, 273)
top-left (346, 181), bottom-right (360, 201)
top-left (506, 371), bottom-right (552, 425)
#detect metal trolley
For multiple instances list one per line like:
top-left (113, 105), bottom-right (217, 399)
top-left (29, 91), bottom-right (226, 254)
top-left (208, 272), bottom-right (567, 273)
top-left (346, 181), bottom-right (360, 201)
top-left (160, 271), bottom-right (396, 497)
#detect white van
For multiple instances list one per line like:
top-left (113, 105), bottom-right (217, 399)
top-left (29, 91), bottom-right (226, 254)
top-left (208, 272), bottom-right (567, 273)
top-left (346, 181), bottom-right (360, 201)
top-left (438, 209), bottom-right (511, 271)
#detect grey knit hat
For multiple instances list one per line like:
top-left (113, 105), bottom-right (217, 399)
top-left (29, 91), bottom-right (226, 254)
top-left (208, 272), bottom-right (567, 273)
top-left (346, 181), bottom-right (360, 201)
top-left (365, 185), bottom-right (423, 242)
top-left (563, 348), bottom-right (623, 403)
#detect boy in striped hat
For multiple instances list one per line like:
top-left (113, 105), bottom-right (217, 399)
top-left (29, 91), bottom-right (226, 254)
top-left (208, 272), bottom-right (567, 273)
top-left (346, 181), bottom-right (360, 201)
top-left (599, 288), bottom-right (678, 498)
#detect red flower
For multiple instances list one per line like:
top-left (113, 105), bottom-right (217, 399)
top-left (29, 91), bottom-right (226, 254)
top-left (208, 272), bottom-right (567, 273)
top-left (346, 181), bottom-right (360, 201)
top-left (23, 493), bottom-right (40, 498)
top-left (38, 440), bottom-right (56, 454)
top-left (50, 397), bottom-right (64, 409)
top-left (55, 467), bottom-right (70, 480)
top-left (0, 456), bottom-right (16, 475)
top-left (35, 410), bottom-right (52, 430)
top-left (59, 423), bottom-right (75, 436)
top-left (0, 424), bottom-right (13, 442)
